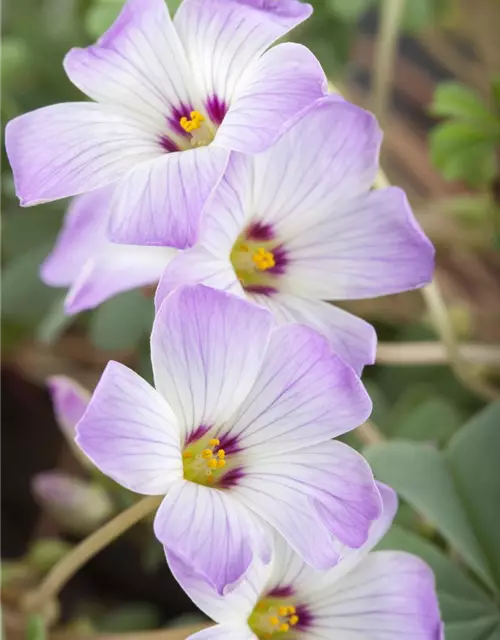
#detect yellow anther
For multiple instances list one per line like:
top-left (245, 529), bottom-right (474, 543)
top-left (278, 607), bottom-right (288, 616)
top-left (180, 111), bottom-right (205, 133)
top-left (217, 449), bottom-right (226, 459)
top-left (252, 248), bottom-right (275, 271)
top-left (290, 615), bottom-right (299, 626)
top-left (269, 616), bottom-right (279, 626)
top-left (209, 438), bottom-right (220, 446)
top-left (182, 451), bottom-right (193, 459)
top-left (202, 449), bottom-right (213, 459)
top-left (208, 458), bottom-right (218, 469)
top-left (239, 243), bottom-right (250, 253)
top-left (217, 459), bottom-right (226, 468)
top-left (279, 623), bottom-right (290, 632)
top-left (288, 606), bottom-right (296, 615)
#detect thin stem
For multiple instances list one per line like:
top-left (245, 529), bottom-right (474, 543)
top-left (422, 281), bottom-right (500, 402)
top-left (372, 0), bottom-right (406, 127)
top-left (377, 342), bottom-right (500, 367)
top-left (23, 496), bottom-right (162, 615)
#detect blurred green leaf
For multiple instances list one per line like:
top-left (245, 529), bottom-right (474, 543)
top-left (27, 538), bottom-right (72, 574)
top-left (89, 290), bottom-right (154, 351)
top-left (394, 397), bottom-right (462, 445)
top-left (2, 243), bottom-right (62, 324)
top-left (97, 603), bottom-right (161, 632)
top-left (326, 0), bottom-right (372, 22)
top-left (26, 616), bottom-right (46, 640)
top-left (430, 121), bottom-right (498, 187)
top-left (491, 77), bottom-right (500, 115)
top-left (431, 82), bottom-right (497, 124)
top-left (364, 441), bottom-right (494, 589)
top-left (446, 405), bottom-right (500, 590)
top-left (36, 294), bottom-right (73, 345)
top-left (85, 0), bottom-right (122, 39)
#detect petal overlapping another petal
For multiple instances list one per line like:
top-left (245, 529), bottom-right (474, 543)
top-left (221, 323), bottom-right (372, 455)
top-left (76, 361), bottom-right (182, 495)
top-left (151, 285), bottom-right (273, 442)
top-left (5, 104), bottom-right (161, 206)
top-left (155, 480), bottom-right (271, 595)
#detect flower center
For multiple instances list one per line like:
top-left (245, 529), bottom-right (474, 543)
top-left (249, 598), bottom-right (299, 638)
top-left (182, 438), bottom-right (227, 486)
top-left (179, 111), bottom-right (215, 147)
top-left (230, 225), bottom-right (287, 293)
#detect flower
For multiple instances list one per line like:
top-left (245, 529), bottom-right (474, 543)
top-left (5, 0), bottom-right (327, 249)
top-left (32, 472), bottom-right (114, 536)
top-left (41, 186), bottom-right (175, 314)
top-left (155, 97), bottom-right (435, 374)
top-left (76, 284), bottom-right (380, 594)
top-left (47, 375), bottom-right (94, 468)
top-left (169, 484), bottom-right (443, 640)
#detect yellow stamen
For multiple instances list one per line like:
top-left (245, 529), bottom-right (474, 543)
top-left (279, 623), bottom-right (290, 632)
top-left (182, 451), bottom-right (193, 459)
top-left (278, 607), bottom-right (288, 617)
top-left (202, 449), bottom-right (213, 459)
top-left (209, 438), bottom-right (220, 446)
top-left (208, 458), bottom-right (218, 469)
top-left (180, 111), bottom-right (205, 133)
top-left (252, 248), bottom-right (275, 271)
top-left (217, 459), bottom-right (226, 468)
top-left (288, 606), bottom-right (296, 615)
top-left (290, 615), bottom-right (299, 626)
top-left (217, 449), bottom-right (226, 459)
top-left (269, 617), bottom-right (279, 626)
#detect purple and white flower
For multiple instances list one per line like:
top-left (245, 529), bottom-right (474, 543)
top-left (6, 0), bottom-right (326, 249)
top-left (76, 284), bottom-right (380, 594)
top-left (170, 484), bottom-right (442, 640)
top-left (155, 97), bottom-right (435, 374)
top-left (41, 186), bottom-right (175, 314)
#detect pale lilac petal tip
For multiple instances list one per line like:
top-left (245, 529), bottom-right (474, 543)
top-left (47, 375), bottom-right (90, 439)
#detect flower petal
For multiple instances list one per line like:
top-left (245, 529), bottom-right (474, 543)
top-left (155, 480), bottom-right (271, 595)
top-left (64, 0), bottom-right (197, 126)
top-left (249, 96), bottom-right (381, 231)
top-left (252, 293), bottom-right (376, 375)
top-left (233, 440), bottom-right (381, 568)
top-left (214, 43), bottom-right (327, 154)
top-left (47, 375), bottom-right (90, 440)
top-left (283, 187), bottom-right (435, 300)
top-left (151, 285), bottom-right (273, 443)
top-left (76, 361), bottom-right (182, 495)
top-left (154, 246), bottom-right (242, 313)
top-left (223, 323), bottom-right (372, 455)
top-left (188, 625), bottom-right (256, 640)
top-left (41, 187), bottom-right (114, 288)
top-left (65, 244), bottom-right (175, 314)
top-left (108, 147), bottom-right (229, 248)
top-left (305, 551), bottom-right (442, 639)
top-left (167, 546), bottom-right (268, 624)
top-left (5, 104), bottom-right (160, 206)
top-left (174, 0), bottom-right (312, 111)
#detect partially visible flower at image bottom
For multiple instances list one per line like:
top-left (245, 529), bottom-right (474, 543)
top-left (40, 186), bottom-right (175, 314)
top-left (155, 96), bottom-right (435, 374)
top-left (170, 484), bottom-right (442, 640)
top-left (76, 284), bottom-right (380, 594)
top-left (5, 0), bottom-right (326, 249)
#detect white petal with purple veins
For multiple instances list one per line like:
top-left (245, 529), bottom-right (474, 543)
top-left (76, 361), bottom-right (182, 495)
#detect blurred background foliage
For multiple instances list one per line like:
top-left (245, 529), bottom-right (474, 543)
top-left (2, 0), bottom-right (500, 638)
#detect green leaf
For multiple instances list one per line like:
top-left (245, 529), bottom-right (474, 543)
top-left (85, 0), bottom-right (122, 38)
top-left (430, 82), bottom-right (496, 123)
top-left (491, 77), bottom-right (500, 115)
top-left (26, 616), bottom-right (46, 640)
top-left (326, 0), bottom-right (372, 22)
top-left (401, 0), bottom-right (434, 32)
top-left (446, 405), bottom-right (500, 590)
top-left (394, 397), bottom-right (462, 445)
top-left (430, 121), bottom-right (498, 187)
top-left (364, 441), bottom-right (494, 589)
top-left (89, 290), bottom-right (154, 351)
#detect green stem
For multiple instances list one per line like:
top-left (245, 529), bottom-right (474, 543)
top-left (23, 496), bottom-right (162, 616)
top-left (372, 0), bottom-right (406, 127)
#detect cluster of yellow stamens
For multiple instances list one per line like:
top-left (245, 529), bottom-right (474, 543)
top-left (249, 600), bottom-right (299, 638)
top-left (182, 438), bottom-right (226, 484)
top-left (237, 243), bottom-right (276, 272)
top-left (180, 111), bottom-right (206, 133)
